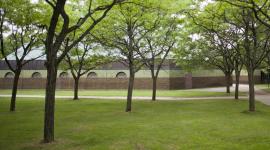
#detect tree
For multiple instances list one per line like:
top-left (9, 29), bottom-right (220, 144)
top-left (218, 0), bottom-right (270, 101)
top-left (63, 39), bottom-right (114, 100)
top-left (229, 32), bottom-right (243, 100)
top-left (205, 33), bottom-right (235, 93)
top-left (43, 0), bottom-right (125, 143)
top-left (238, 9), bottom-right (270, 111)
top-left (199, 0), bottom-right (270, 109)
top-left (218, 0), bottom-right (270, 29)
top-left (201, 15), bottom-right (244, 96)
top-left (250, 0), bottom-right (270, 29)
top-left (178, 3), bottom-right (237, 94)
top-left (216, 1), bottom-right (270, 111)
top-left (0, 1), bottom-right (44, 111)
top-left (92, 3), bottom-right (155, 112)
top-left (136, 12), bottom-right (179, 101)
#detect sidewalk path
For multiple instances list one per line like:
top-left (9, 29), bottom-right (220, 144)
top-left (233, 84), bottom-right (270, 106)
top-left (0, 94), bottom-right (248, 101)
top-left (0, 84), bottom-right (269, 105)
top-left (197, 84), bottom-right (250, 92)
top-left (254, 88), bottom-right (270, 105)
top-left (197, 84), bottom-right (270, 106)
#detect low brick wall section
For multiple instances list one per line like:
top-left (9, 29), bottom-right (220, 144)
top-left (57, 78), bottom-right (173, 89)
top-left (0, 78), bottom-right (46, 89)
top-left (0, 78), bottom-right (174, 89)
top-left (237, 76), bottom-right (261, 84)
top-left (0, 76), bottom-right (233, 90)
top-left (192, 76), bottom-right (232, 88)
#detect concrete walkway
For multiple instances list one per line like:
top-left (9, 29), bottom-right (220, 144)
top-left (235, 84), bottom-right (270, 106)
top-left (0, 94), bottom-right (248, 101)
top-left (197, 84), bottom-right (249, 92)
top-left (197, 84), bottom-right (270, 106)
top-left (254, 88), bottom-right (270, 105)
top-left (0, 84), bottom-right (269, 105)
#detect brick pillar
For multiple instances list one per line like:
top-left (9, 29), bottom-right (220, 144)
top-left (185, 73), bottom-right (193, 89)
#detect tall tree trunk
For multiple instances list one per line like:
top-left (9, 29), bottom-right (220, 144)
top-left (225, 72), bottom-right (231, 93)
top-left (44, 61), bottom-right (57, 143)
top-left (126, 71), bottom-right (135, 112)
top-left (73, 77), bottom-right (79, 100)
top-left (9, 69), bottom-right (21, 112)
top-left (247, 69), bottom-right (255, 112)
top-left (235, 70), bottom-right (241, 100)
top-left (152, 76), bottom-right (157, 101)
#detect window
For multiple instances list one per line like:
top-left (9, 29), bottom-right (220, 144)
top-left (4, 72), bottom-right (14, 78)
top-left (59, 72), bottom-right (69, 78)
top-left (32, 72), bottom-right (42, 78)
top-left (87, 72), bottom-right (97, 78)
top-left (116, 72), bottom-right (127, 79)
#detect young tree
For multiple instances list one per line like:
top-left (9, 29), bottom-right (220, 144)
top-left (249, 0), bottom-right (270, 28)
top-left (63, 39), bottom-right (113, 100)
top-left (0, 1), bottom-right (44, 111)
top-left (200, 0), bottom-right (270, 108)
top-left (218, 0), bottom-right (270, 29)
top-left (223, 25), bottom-right (244, 99)
top-left (217, 0), bottom-right (270, 101)
top-left (43, 0), bottom-right (125, 143)
top-left (183, 4), bottom-right (236, 94)
top-left (231, 40), bottom-right (243, 100)
top-left (92, 3), bottom-right (153, 112)
top-left (136, 13), bottom-right (179, 101)
top-left (202, 23), bottom-right (244, 96)
top-left (239, 10), bottom-right (270, 111)
top-left (183, 1), bottom-right (247, 98)
top-left (220, 3), bottom-right (270, 111)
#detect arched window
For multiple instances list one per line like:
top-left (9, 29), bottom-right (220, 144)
top-left (32, 72), bottom-right (42, 78)
top-left (116, 72), bottom-right (127, 79)
top-left (59, 72), bottom-right (69, 78)
top-left (87, 72), bottom-right (97, 78)
top-left (4, 72), bottom-right (14, 78)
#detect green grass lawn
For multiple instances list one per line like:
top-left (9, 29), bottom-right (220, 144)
top-left (0, 98), bottom-right (270, 149)
top-left (0, 89), bottom-right (244, 97)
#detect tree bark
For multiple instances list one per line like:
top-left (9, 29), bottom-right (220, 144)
top-left (73, 77), bottom-right (79, 100)
top-left (126, 71), bottom-right (135, 112)
top-left (225, 73), bottom-right (231, 93)
top-left (247, 69), bottom-right (255, 112)
top-left (235, 70), bottom-right (241, 100)
top-left (44, 61), bottom-right (57, 143)
top-left (9, 69), bottom-right (21, 112)
top-left (152, 76), bottom-right (157, 101)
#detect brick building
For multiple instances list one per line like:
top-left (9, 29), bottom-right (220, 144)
top-left (0, 49), bottom-right (262, 90)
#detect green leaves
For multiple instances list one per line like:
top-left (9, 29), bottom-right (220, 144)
top-left (0, 0), bottom-right (45, 26)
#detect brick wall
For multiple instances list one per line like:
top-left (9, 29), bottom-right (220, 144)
top-left (192, 77), bottom-right (231, 88)
top-left (236, 76), bottom-right (261, 84)
top-left (0, 75), bottom-right (261, 90)
top-left (0, 78), bottom-right (172, 90)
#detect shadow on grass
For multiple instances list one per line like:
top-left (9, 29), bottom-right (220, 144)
top-left (241, 110), bottom-right (264, 115)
